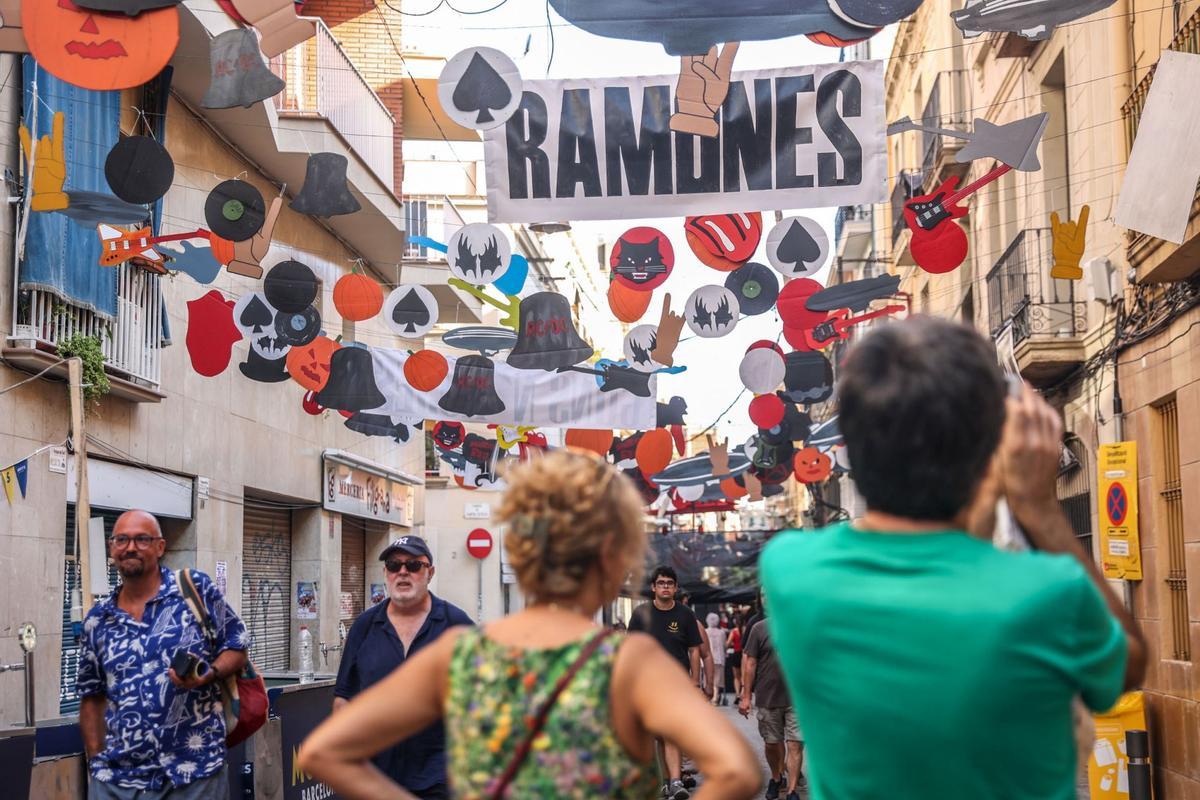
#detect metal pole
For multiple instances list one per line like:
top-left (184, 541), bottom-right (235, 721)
top-left (476, 560), bottom-right (483, 623)
top-left (22, 649), bottom-right (33, 728)
top-left (1126, 729), bottom-right (1151, 800)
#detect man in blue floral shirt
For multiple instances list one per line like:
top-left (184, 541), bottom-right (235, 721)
top-left (78, 510), bottom-right (249, 799)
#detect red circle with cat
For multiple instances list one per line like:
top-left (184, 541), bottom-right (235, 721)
top-left (610, 227), bottom-right (674, 291)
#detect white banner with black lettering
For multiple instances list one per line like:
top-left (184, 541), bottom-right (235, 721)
top-left (482, 59), bottom-right (886, 222)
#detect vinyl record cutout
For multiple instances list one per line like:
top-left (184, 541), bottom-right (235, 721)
top-left (205, 180), bottom-right (265, 242)
top-left (263, 260), bottom-right (319, 313)
top-left (724, 262), bottom-right (779, 316)
top-left (383, 284), bottom-right (439, 338)
top-left (104, 135), bottom-right (174, 205)
top-left (766, 216), bottom-right (831, 278)
top-left (437, 47), bottom-right (523, 131)
top-left (274, 306), bottom-right (321, 346)
top-left (684, 285), bottom-right (740, 338)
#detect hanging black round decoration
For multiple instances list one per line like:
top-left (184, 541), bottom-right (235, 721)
top-left (104, 135), bottom-right (175, 205)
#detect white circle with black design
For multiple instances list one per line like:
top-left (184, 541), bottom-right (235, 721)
top-left (437, 47), bottom-right (524, 131)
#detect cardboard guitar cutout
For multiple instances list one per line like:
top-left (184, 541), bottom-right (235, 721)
top-left (23, 0), bottom-right (179, 90)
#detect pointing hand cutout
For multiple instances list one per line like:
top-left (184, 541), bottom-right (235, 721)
top-left (651, 293), bottom-right (686, 367)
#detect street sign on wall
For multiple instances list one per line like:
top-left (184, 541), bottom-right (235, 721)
top-left (1098, 442), bottom-right (1142, 580)
top-left (466, 528), bottom-right (493, 559)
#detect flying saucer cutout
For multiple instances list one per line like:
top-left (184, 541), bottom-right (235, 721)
top-left (274, 306), bottom-right (321, 346)
top-left (766, 216), bottom-right (831, 278)
top-left (611, 227), bottom-right (674, 290)
top-left (684, 285), bottom-right (740, 339)
top-left (684, 212), bottom-right (762, 272)
top-left (651, 448), bottom-right (751, 488)
top-left (201, 28), bottom-right (285, 110)
top-left (441, 326), bottom-right (518, 354)
top-left (446, 223), bottom-right (512, 285)
top-left (205, 180), bottom-right (265, 242)
top-left (949, 0), bottom-right (1115, 42)
top-left (104, 136), bottom-right (174, 205)
top-left (623, 324), bottom-right (661, 373)
top-left (263, 260), bottom-right (319, 313)
top-left (384, 284), bottom-right (439, 338)
top-left (437, 47), bottom-right (523, 131)
top-left (724, 262), bottom-right (779, 316)
top-left (739, 347), bottom-right (786, 394)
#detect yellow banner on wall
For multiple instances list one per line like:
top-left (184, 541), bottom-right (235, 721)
top-left (1097, 442), bottom-right (1141, 580)
top-left (1088, 692), bottom-right (1150, 799)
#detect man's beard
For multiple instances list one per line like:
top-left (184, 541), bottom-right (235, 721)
top-left (117, 556), bottom-right (146, 578)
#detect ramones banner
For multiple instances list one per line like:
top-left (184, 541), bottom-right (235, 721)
top-left (483, 60), bottom-right (886, 222)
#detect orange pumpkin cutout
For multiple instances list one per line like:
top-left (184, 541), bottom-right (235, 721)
top-left (24, 0), bottom-right (180, 91)
top-left (565, 428), bottom-right (613, 457)
top-left (404, 349), bottom-right (448, 392)
top-left (793, 447), bottom-right (832, 484)
top-left (635, 428), bottom-right (673, 478)
top-left (607, 281), bottom-right (652, 324)
top-left (720, 476), bottom-right (748, 500)
top-left (333, 272), bottom-right (383, 321)
top-left (286, 335), bottom-right (340, 392)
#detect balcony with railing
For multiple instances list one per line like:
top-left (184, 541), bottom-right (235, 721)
top-left (1120, 4), bottom-right (1200, 282)
top-left (986, 229), bottom-right (1086, 386)
top-left (834, 204), bottom-right (873, 262)
top-left (270, 20), bottom-right (396, 189)
top-left (920, 70), bottom-right (970, 189)
top-left (5, 263), bottom-right (166, 402)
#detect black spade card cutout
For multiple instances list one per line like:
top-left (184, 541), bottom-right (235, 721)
top-left (274, 306), bottom-right (321, 346)
top-left (506, 292), bottom-right (594, 371)
top-left (240, 349), bottom-right (290, 383)
top-left (317, 347), bottom-right (385, 412)
top-left (104, 136), bottom-right (175, 205)
top-left (384, 285), bottom-right (439, 338)
top-left (238, 293), bottom-right (273, 330)
top-left (263, 260), bottom-right (319, 313)
top-left (290, 153), bottom-right (361, 217)
top-left (453, 52), bottom-right (512, 125)
top-left (724, 262), bottom-right (779, 316)
top-left (439, 354), bottom-right (506, 417)
top-left (201, 29), bottom-right (286, 111)
top-left (73, 0), bottom-right (181, 13)
top-left (393, 290), bottom-right (430, 333)
top-left (206, 180), bottom-right (266, 242)
top-left (777, 220), bottom-right (820, 269)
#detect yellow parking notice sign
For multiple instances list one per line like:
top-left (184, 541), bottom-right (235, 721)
top-left (1098, 442), bottom-right (1141, 580)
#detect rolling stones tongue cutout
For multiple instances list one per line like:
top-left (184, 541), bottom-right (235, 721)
top-left (610, 227), bottom-right (674, 291)
top-left (685, 212), bottom-right (763, 272)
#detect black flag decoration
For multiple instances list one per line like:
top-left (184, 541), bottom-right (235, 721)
top-left (436, 47), bottom-right (523, 131)
top-left (290, 153), bottom-right (361, 217)
top-left (766, 216), bottom-right (830, 278)
top-left (104, 136), bottom-right (175, 205)
top-left (384, 285), bottom-right (439, 338)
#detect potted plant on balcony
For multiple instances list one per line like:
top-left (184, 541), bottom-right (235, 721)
top-left (57, 334), bottom-right (110, 409)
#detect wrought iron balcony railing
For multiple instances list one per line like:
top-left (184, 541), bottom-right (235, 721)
top-left (986, 228), bottom-right (1086, 345)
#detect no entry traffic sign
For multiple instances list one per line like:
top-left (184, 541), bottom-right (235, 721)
top-left (466, 528), bottom-right (493, 559)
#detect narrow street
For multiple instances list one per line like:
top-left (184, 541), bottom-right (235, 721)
top-left (709, 703), bottom-right (809, 799)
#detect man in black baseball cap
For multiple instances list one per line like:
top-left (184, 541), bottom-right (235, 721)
top-left (333, 534), bottom-right (471, 799)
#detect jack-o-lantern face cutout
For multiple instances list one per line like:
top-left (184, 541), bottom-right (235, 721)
top-left (793, 447), bottom-right (832, 484)
top-left (285, 336), bottom-right (340, 392)
top-left (24, 0), bottom-right (180, 91)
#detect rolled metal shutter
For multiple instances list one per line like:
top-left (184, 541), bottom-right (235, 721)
top-left (340, 517), bottom-right (366, 628)
top-left (60, 506), bottom-right (120, 715)
top-left (242, 503), bottom-right (292, 672)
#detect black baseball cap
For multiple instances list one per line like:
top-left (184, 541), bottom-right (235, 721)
top-left (380, 535), bottom-right (432, 562)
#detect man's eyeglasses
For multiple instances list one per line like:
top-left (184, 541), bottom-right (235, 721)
top-left (111, 535), bottom-right (161, 550)
top-left (386, 559), bottom-right (430, 574)
top-left (654, 580), bottom-right (676, 587)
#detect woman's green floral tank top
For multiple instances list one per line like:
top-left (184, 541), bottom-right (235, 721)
top-left (445, 628), bottom-right (659, 799)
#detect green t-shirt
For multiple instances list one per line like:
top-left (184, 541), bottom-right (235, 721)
top-left (760, 523), bottom-right (1127, 800)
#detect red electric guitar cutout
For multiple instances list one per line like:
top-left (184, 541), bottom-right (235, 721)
top-left (97, 225), bottom-right (209, 268)
top-left (806, 304), bottom-right (906, 348)
top-left (903, 163), bottom-right (1012, 274)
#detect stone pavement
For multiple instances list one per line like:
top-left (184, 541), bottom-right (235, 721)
top-left (708, 701), bottom-right (809, 799)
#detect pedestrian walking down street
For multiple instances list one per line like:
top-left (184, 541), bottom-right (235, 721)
top-left (760, 318), bottom-right (1148, 800)
top-left (739, 616), bottom-right (804, 800)
top-left (77, 511), bottom-right (249, 799)
top-left (629, 567), bottom-right (713, 799)
top-left (705, 613), bottom-right (727, 705)
top-left (725, 617), bottom-right (743, 701)
top-left (300, 450), bottom-right (760, 800)
top-left (333, 535), bottom-right (472, 800)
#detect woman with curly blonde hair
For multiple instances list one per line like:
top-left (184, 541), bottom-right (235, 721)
top-left (300, 449), bottom-right (760, 800)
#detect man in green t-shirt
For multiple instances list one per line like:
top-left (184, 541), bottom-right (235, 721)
top-left (760, 317), bottom-right (1146, 800)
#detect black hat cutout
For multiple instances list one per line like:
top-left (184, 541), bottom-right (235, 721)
top-left (290, 153), bottom-right (361, 217)
top-left (317, 347), bottom-right (385, 412)
top-left (263, 260), bottom-right (319, 313)
top-left (782, 351), bottom-right (834, 405)
top-left (239, 349), bottom-right (290, 383)
top-left (73, 0), bottom-right (180, 12)
top-left (105, 136), bottom-right (175, 205)
top-left (201, 29), bottom-right (286, 111)
top-left (205, 180), bottom-right (266, 242)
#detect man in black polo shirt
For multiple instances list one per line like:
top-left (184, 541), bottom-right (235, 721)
top-left (334, 535), bottom-right (471, 799)
top-left (629, 565), bottom-right (707, 800)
